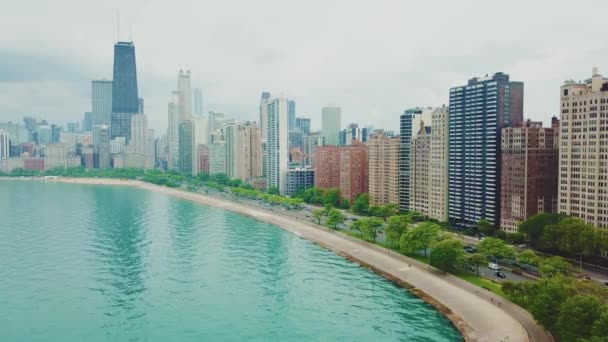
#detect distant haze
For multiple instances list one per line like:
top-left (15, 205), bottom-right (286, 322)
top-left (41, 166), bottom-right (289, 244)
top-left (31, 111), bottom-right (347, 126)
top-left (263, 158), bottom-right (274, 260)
top-left (0, 0), bottom-right (606, 132)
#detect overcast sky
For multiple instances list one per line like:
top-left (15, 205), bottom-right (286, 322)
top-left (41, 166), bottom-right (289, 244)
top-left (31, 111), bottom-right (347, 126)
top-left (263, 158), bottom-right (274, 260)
top-left (1, 0), bottom-right (606, 133)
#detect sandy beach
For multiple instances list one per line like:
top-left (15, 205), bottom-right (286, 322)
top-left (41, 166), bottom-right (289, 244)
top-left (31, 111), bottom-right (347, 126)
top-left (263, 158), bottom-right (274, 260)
top-left (3, 176), bottom-right (552, 342)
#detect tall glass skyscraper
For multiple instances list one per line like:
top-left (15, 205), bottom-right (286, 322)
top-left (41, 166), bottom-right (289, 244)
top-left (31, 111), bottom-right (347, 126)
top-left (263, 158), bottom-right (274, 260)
top-left (448, 73), bottom-right (523, 229)
top-left (399, 108), bottom-right (421, 211)
top-left (111, 41), bottom-right (139, 141)
top-left (288, 100), bottom-right (296, 131)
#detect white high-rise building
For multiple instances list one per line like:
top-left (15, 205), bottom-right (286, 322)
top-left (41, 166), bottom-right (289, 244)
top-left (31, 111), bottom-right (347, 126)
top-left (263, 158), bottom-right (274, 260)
top-left (0, 130), bottom-right (9, 159)
top-left (193, 116), bottom-right (209, 146)
top-left (259, 92), bottom-right (271, 141)
top-left (429, 106), bottom-right (449, 222)
top-left (559, 68), bottom-right (608, 228)
top-left (208, 111), bottom-right (225, 138)
top-left (225, 121), bottom-right (263, 181)
top-left (167, 92), bottom-right (180, 171)
top-left (266, 98), bottom-right (290, 194)
top-left (322, 105), bottom-right (341, 146)
top-left (193, 88), bottom-right (203, 116)
top-left (130, 114), bottom-right (147, 154)
top-left (92, 79), bottom-right (113, 127)
top-left (177, 70), bottom-right (192, 122)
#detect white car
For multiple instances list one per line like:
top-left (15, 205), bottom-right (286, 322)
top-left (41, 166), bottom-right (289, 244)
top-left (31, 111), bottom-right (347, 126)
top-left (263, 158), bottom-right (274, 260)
top-left (488, 263), bottom-right (501, 270)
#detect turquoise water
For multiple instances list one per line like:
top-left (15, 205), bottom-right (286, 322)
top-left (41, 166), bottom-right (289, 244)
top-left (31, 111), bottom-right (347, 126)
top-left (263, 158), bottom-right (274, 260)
top-left (0, 181), bottom-right (460, 341)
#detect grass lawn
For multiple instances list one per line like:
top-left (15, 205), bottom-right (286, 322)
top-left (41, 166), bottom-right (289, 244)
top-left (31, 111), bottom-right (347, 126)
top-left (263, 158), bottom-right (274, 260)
top-left (457, 272), bottom-right (505, 297)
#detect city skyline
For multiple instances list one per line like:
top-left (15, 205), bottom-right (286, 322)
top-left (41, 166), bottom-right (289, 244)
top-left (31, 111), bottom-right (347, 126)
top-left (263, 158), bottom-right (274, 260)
top-left (2, 1), bottom-right (607, 133)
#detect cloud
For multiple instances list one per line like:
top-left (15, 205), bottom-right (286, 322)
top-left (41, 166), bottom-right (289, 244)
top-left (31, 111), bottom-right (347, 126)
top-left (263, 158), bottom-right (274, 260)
top-left (0, 0), bottom-right (607, 132)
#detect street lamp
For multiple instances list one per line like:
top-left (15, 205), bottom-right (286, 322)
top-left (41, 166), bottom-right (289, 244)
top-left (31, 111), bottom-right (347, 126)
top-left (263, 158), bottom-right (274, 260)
top-left (576, 252), bottom-right (583, 271)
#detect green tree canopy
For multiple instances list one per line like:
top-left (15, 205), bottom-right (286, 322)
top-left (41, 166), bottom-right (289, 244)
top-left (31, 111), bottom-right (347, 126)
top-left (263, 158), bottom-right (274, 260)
top-left (516, 250), bottom-right (541, 266)
top-left (384, 215), bottom-right (411, 247)
top-left (399, 222), bottom-right (441, 257)
top-left (467, 253), bottom-right (488, 274)
top-left (539, 256), bottom-right (570, 278)
top-left (518, 212), bottom-right (562, 246)
top-left (326, 209), bottom-right (345, 229)
top-left (477, 237), bottom-right (515, 260)
top-left (352, 217), bottom-right (384, 242)
top-left (429, 239), bottom-right (465, 273)
top-left (351, 193), bottom-right (369, 215)
top-left (312, 209), bottom-right (324, 225)
top-left (556, 295), bottom-right (602, 342)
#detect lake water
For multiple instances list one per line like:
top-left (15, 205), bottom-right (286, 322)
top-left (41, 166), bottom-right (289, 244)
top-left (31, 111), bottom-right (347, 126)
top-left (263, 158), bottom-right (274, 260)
top-left (0, 181), bottom-right (460, 341)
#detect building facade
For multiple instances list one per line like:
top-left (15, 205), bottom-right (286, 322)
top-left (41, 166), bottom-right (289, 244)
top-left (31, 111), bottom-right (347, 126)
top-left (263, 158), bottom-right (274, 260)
top-left (178, 121), bottom-right (194, 176)
top-left (208, 141), bottom-right (227, 175)
top-left (177, 70), bottom-right (192, 121)
top-left (322, 105), bottom-right (341, 146)
top-left (285, 168), bottom-right (314, 197)
top-left (429, 106), bottom-right (450, 222)
top-left (411, 123), bottom-right (432, 215)
top-left (367, 130), bottom-right (400, 206)
top-left (0, 130), bottom-right (9, 159)
top-left (501, 119), bottom-right (559, 232)
top-left (111, 41), bottom-right (139, 141)
top-left (314, 142), bottom-right (367, 203)
top-left (558, 68), bottom-right (608, 228)
top-left (448, 73), bottom-right (524, 229)
top-left (265, 98), bottom-right (290, 194)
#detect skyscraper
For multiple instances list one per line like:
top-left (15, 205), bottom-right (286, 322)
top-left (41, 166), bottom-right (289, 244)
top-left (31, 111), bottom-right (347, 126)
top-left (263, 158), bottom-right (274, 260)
top-left (98, 125), bottom-right (111, 168)
top-left (259, 92), bottom-right (271, 141)
top-left (167, 93), bottom-right (180, 171)
top-left (429, 106), bottom-right (450, 222)
top-left (92, 79), bottom-right (113, 127)
top-left (322, 105), bottom-right (341, 146)
top-left (177, 70), bottom-right (192, 121)
top-left (399, 107), bottom-right (420, 212)
top-left (314, 142), bottom-right (368, 203)
top-left (296, 117), bottom-right (311, 135)
top-left (288, 100), bottom-right (296, 131)
top-left (0, 130), bottom-right (9, 159)
top-left (367, 130), bottom-right (400, 206)
top-left (111, 41), bottom-right (139, 141)
top-left (501, 119), bottom-right (559, 232)
top-left (411, 123), bottom-right (432, 215)
top-left (265, 98), bottom-right (290, 194)
top-left (83, 112), bottom-right (92, 131)
top-left (129, 114), bottom-right (148, 154)
top-left (558, 68), bottom-right (608, 228)
top-left (179, 120), bottom-right (194, 176)
top-left (448, 73), bottom-right (524, 229)
top-left (193, 88), bottom-right (203, 116)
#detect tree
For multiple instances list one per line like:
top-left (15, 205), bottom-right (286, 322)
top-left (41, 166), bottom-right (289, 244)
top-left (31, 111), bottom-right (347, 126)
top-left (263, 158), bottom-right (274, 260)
top-left (312, 209), bottom-right (324, 225)
top-left (477, 219), bottom-right (495, 236)
top-left (351, 193), bottom-right (369, 215)
top-left (352, 217), bottom-right (384, 242)
top-left (326, 209), bottom-right (345, 229)
top-left (539, 256), bottom-right (570, 278)
top-left (467, 253), bottom-right (488, 274)
top-left (323, 203), bottom-right (334, 216)
top-left (516, 250), bottom-right (540, 267)
top-left (507, 232), bottom-right (525, 244)
top-left (267, 186), bottom-right (279, 195)
top-left (384, 215), bottom-right (411, 247)
top-left (477, 237), bottom-right (515, 260)
top-left (429, 239), bottom-right (465, 273)
top-left (518, 212), bottom-right (562, 247)
top-left (592, 306), bottom-right (608, 339)
top-left (323, 188), bottom-right (341, 207)
top-left (556, 295), bottom-right (602, 342)
top-left (377, 203), bottom-right (399, 221)
top-left (399, 222), bottom-right (441, 257)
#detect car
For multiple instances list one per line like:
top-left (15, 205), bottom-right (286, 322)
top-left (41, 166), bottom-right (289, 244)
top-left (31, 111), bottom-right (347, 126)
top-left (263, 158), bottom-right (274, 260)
top-left (518, 244), bottom-right (527, 248)
top-left (495, 271), bottom-right (506, 279)
top-left (488, 263), bottom-right (501, 270)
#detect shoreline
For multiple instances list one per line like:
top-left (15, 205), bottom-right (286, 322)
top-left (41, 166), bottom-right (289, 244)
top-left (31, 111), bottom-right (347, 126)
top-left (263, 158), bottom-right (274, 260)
top-left (2, 177), bottom-right (550, 342)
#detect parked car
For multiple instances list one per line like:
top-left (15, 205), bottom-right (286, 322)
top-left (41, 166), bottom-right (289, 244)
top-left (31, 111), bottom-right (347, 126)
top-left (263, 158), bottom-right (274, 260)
top-left (488, 263), bottom-right (501, 270)
top-left (518, 244), bottom-right (527, 248)
top-left (495, 271), bottom-right (506, 279)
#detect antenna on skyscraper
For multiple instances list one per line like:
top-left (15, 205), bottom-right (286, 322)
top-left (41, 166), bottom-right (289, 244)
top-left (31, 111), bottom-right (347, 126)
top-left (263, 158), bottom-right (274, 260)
top-left (116, 10), bottom-right (120, 41)
top-left (129, 23), bottom-right (133, 42)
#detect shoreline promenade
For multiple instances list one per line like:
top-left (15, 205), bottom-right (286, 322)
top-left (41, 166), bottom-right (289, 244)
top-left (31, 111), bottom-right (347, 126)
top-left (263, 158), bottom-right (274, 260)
top-left (2, 177), bottom-right (552, 342)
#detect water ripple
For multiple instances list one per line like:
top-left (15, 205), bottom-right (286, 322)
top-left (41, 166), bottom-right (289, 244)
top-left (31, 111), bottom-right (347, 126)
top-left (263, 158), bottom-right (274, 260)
top-left (0, 181), bottom-right (461, 342)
